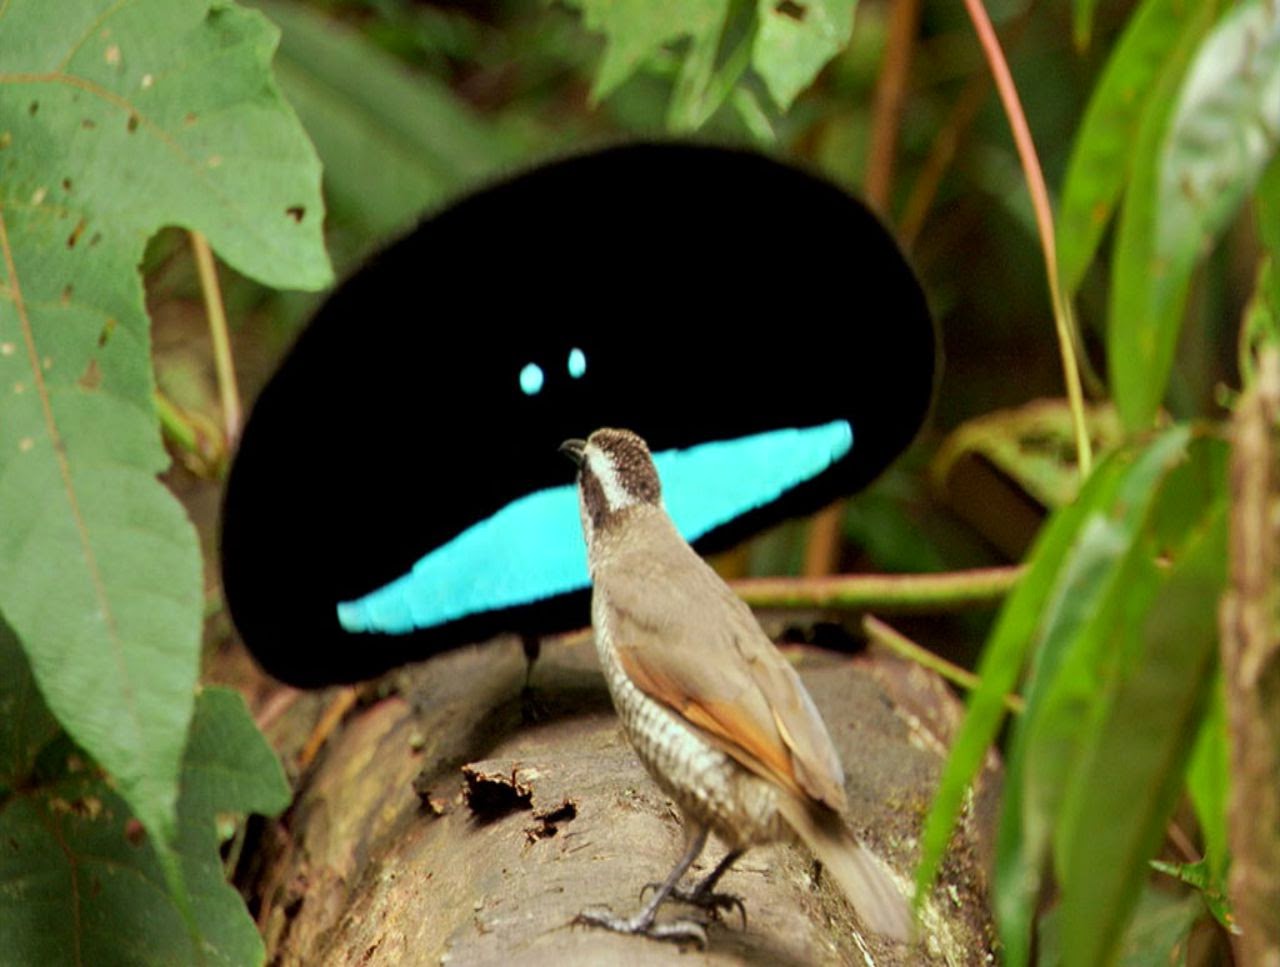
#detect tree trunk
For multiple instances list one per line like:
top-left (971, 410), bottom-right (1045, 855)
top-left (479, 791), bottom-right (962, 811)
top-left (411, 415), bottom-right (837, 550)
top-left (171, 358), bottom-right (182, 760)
top-left (248, 634), bottom-right (999, 965)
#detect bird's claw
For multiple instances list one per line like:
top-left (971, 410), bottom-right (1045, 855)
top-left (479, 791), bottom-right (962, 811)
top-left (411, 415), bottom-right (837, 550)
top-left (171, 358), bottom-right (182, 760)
top-left (673, 886), bottom-right (748, 929)
top-left (637, 880), bottom-right (747, 929)
top-left (572, 908), bottom-right (708, 948)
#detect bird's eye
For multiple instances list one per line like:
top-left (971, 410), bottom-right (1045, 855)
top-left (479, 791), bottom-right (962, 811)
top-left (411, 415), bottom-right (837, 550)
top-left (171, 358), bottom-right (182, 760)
top-left (519, 362), bottom-right (544, 396)
top-left (567, 347), bottom-right (586, 379)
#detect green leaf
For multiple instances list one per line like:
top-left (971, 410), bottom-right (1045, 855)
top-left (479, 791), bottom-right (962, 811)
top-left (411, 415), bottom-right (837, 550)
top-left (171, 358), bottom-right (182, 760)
top-left (1259, 155), bottom-right (1280, 269)
top-left (182, 687), bottom-right (291, 819)
top-left (914, 447), bottom-right (1135, 907)
top-left (1072, 0), bottom-right (1101, 51)
top-left (1150, 858), bottom-right (1234, 930)
top-left (1241, 158), bottom-right (1280, 382)
top-left (993, 426), bottom-right (1199, 966)
top-left (1039, 883), bottom-right (1203, 967)
top-left (666, 2), bottom-right (734, 131)
top-left (0, 0), bottom-right (327, 876)
top-left (1159, 1), bottom-right (1280, 285)
top-left (1107, 0), bottom-right (1221, 431)
top-left (1056, 502), bottom-right (1228, 966)
top-left (571, 0), bottom-right (731, 102)
top-left (256, 0), bottom-right (520, 260)
top-left (1058, 0), bottom-right (1210, 296)
top-left (0, 684), bottom-right (290, 966)
top-left (1186, 679), bottom-right (1229, 884)
top-left (752, 0), bottom-right (856, 111)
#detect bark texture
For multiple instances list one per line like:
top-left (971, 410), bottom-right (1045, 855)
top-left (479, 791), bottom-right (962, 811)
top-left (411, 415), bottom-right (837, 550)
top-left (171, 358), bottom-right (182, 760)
top-left (1222, 347), bottom-right (1280, 967)
top-left (249, 633), bottom-right (999, 965)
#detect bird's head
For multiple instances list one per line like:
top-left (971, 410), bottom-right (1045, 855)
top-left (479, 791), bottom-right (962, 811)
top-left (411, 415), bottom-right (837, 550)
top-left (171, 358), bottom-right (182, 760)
top-left (560, 428), bottom-right (662, 540)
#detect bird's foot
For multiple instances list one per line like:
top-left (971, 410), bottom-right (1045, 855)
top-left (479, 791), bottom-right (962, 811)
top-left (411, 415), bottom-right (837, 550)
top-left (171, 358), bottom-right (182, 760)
top-left (573, 908), bottom-right (708, 948)
top-left (640, 881), bottom-right (747, 928)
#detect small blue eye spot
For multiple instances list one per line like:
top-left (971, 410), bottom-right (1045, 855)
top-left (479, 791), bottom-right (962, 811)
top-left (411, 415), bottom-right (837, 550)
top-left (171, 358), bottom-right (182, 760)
top-left (519, 362), bottom-right (544, 396)
top-left (567, 347), bottom-right (587, 379)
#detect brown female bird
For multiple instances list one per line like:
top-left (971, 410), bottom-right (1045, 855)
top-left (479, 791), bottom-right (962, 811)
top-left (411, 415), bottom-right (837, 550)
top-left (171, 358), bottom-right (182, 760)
top-left (561, 428), bottom-right (911, 946)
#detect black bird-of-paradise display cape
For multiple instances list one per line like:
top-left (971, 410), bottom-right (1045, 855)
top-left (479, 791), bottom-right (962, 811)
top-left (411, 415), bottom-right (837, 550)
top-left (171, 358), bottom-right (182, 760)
top-left (219, 143), bottom-right (938, 686)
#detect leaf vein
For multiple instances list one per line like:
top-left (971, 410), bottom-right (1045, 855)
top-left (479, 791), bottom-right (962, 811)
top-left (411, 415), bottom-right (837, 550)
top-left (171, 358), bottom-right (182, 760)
top-left (0, 207), bottom-right (141, 749)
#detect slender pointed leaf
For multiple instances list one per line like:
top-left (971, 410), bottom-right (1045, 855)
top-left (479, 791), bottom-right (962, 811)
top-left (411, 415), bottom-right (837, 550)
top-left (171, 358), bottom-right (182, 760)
top-left (1057, 506), bottom-right (1227, 966)
top-left (1107, 0), bottom-right (1221, 431)
top-left (1186, 679), bottom-right (1229, 884)
top-left (914, 450), bottom-right (1134, 905)
top-left (995, 427), bottom-right (1198, 966)
top-left (1058, 0), bottom-right (1214, 296)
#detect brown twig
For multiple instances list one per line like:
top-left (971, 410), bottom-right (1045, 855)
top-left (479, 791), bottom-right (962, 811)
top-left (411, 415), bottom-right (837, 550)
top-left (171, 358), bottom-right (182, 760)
top-left (734, 564), bottom-right (1023, 611)
top-left (297, 686), bottom-right (359, 770)
top-left (864, 0), bottom-right (924, 213)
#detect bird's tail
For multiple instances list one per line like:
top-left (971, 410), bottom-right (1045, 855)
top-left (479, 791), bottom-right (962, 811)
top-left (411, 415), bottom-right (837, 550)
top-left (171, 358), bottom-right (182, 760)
top-left (778, 796), bottom-right (913, 942)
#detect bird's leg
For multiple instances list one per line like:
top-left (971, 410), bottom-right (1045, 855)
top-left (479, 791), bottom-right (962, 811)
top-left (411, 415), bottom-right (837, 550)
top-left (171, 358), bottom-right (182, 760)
top-left (574, 826), bottom-right (712, 946)
top-left (649, 848), bottom-right (747, 927)
top-left (519, 634), bottom-right (544, 723)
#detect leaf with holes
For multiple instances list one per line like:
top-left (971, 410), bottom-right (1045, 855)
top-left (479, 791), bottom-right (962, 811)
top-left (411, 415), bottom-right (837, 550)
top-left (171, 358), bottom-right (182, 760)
top-left (0, 0), bottom-right (327, 885)
top-left (0, 676), bottom-right (292, 966)
top-left (753, 0), bottom-right (856, 111)
top-left (568, 0), bottom-right (731, 102)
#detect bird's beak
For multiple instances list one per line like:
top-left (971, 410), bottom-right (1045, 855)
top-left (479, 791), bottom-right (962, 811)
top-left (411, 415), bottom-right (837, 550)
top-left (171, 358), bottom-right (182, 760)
top-left (559, 438), bottom-right (586, 466)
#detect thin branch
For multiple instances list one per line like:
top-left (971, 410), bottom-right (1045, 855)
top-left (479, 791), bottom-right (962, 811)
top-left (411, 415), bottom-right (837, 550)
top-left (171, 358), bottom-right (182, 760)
top-left (733, 564), bottom-right (1023, 611)
top-left (960, 0), bottom-right (1092, 476)
top-left (863, 614), bottom-right (1025, 713)
top-left (190, 230), bottom-right (242, 446)
top-left (864, 0), bottom-right (923, 211)
top-left (898, 65), bottom-right (990, 250)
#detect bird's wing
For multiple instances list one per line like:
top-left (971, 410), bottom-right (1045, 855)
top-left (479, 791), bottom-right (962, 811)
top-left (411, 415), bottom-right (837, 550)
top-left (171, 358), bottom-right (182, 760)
top-left (605, 522), bottom-right (847, 811)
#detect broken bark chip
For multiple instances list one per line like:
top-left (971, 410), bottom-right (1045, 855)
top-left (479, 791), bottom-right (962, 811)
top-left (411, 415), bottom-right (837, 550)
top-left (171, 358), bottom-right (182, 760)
top-left (524, 800), bottom-right (578, 843)
top-left (461, 762), bottom-right (534, 821)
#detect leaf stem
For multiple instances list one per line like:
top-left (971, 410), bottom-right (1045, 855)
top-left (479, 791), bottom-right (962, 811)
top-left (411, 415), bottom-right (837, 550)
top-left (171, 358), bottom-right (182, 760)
top-left (863, 614), bottom-right (1025, 713)
top-left (733, 564), bottom-right (1023, 610)
top-left (190, 231), bottom-right (242, 446)
top-left (961, 0), bottom-right (1093, 476)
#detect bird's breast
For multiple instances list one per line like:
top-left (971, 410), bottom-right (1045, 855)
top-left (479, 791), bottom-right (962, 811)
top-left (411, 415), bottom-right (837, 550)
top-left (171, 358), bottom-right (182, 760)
top-left (591, 592), bottom-right (788, 847)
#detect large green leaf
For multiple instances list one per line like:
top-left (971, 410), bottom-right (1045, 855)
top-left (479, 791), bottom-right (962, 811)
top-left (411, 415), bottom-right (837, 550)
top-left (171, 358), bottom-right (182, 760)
top-left (752, 0), bottom-right (856, 111)
top-left (1058, 0), bottom-right (1210, 296)
top-left (0, 0), bottom-right (328, 873)
top-left (1056, 504), bottom-right (1227, 966)
top-left (993, 427), bottom-right (1198, 966)
top-left (1111, 0), bottom-right (1280, 430)
top-left (0, 678), bottom-right (291, 966)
